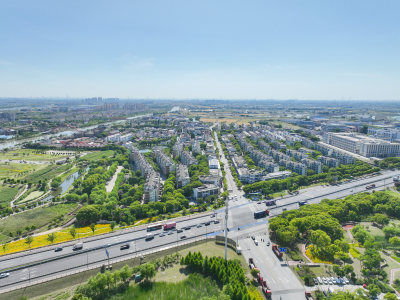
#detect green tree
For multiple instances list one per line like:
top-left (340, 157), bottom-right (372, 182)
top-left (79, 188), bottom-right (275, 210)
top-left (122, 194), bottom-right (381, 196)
top-left (76, 205), bottom-right (100, 226)
top-left (110, 221), bottom-right (116, 231)
top-left (90, 223), bottom-right (96, 235)
top-left (119, 265), bottom-right (132, 283)
top-left (2, 242), bottom-right (8, 253)
top-left (139, 263), bottom-right (156, 282)
top-left (389, 236), bottom-right (400, 246)
top-left (24, 235), bottom-right (33, 248)
top-left (69, 227), bottom-right (77, 239)
top-left (384, 293), bottom-right (398, 300)
top-left (47, 233), bottom-right (56, 244)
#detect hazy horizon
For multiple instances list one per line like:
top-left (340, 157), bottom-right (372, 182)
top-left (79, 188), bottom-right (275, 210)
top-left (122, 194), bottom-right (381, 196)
top-left (1, 0), bottom-right (399, 100)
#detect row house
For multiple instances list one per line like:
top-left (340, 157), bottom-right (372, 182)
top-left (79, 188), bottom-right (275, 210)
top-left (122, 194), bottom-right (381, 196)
top-left (286, 149), bottom-right (309, 161)
top-left (318, 156), bottom-right (340, 168)
top-left (143, 171), bottom-right (161, 202)
top-left (132, 149), bottom-right (154, 178)
top-left (172, 142), bottom-right (184, 158)
top-left (301, 158), bottom-right (322, 174)
top-left (180, 150), bottom-right (198, 166)
top-left (153, 147), bottom-right (175, 176)
top-left (281, 160), bottom-right (307, 176)
top-left (176, 164), bottom-right (190, 188)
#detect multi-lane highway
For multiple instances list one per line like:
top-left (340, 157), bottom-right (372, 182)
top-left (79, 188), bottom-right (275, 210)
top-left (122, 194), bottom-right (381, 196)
top-left (0, 215), bottom-right (223, 291)
top-left (0, 130), bottom-right (397, 297)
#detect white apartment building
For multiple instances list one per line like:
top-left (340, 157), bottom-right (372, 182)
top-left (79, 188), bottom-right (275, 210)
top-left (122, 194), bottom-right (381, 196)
top-left (324, 132), bottom-right (400, 158)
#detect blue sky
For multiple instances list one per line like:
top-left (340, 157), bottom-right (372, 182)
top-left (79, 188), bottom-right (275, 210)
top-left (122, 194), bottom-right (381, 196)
top-left (0, 0), bottom-right (399, 99)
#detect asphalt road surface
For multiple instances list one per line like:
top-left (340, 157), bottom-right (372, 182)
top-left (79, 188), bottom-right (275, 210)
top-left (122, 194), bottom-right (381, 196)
top-left (0, 130), bottom-right (397, 295)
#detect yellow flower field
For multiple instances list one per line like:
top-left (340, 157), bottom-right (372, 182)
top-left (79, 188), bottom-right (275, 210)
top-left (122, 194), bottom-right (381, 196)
top-left (305, 246), bottom-right (333, 264)
top-left (0, 224), bottom-right (115, 256)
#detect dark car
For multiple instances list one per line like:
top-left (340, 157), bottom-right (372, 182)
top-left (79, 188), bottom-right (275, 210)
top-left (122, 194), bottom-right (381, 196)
top-left (184, 227), bottom-right (191, 230)
top-left (180, 235), bottom-right (187, 239)
top-left (54, 247), bottom-right (63, 252)
top-left (214, 220), bottom-right (220, 224)
top-left (177, 229), bottom-right (183, 233)
top-left (120, 244), bottom-right (130, 250)
top-left (204, 222), bottom-right (211, 226)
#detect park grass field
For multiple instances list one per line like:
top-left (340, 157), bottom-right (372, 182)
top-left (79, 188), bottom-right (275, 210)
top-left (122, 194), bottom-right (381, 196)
top-left (0, 185), bottom-right (20, 206)
top-left (24, 163), bottom-right (73, 183)
top-left (0, 149), bottom-right (71, 162)
top-left (0, 162), bottom-right (45, 179)
top-left (19, 190), bottom-right (44, 203)
top-left (0, 203), bottom-right (78, 243)
top-left (80, 150), bottom-right (115, 161)
top-left (111, 273), bottom-right (222, 300)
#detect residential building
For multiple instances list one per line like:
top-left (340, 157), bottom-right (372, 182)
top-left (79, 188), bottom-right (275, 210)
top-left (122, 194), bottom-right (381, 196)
top-left (153, 147), bottom-right (175, 176)
top-left (199, 175), bottom-right (222, 187)
top-left (208, 156), bottom-right (220, 169)
top-left (193, 184), bottom-right (220, 200)
top-left (176, 164), bottom-right (190, 188)
top-left (180, 150), bottom-right (198, 166)
top-left (143, 171), bottom-right (160, 202)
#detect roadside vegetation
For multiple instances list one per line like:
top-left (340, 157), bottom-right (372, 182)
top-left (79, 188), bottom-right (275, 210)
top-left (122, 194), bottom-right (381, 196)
top-left (270, 190), bottom-right (400, 295)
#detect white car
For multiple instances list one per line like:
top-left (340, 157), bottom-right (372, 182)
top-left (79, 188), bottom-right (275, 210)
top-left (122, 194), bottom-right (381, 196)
top-left (0, 273), bottom-right (9, 279)
top-left (254, 239), bottom-right (259, 246)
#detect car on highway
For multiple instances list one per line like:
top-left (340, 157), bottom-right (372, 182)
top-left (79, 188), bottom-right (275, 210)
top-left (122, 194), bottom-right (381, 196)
top-left (159, 233), bottom-right (165, 237)
top-left (184, 227), bottom-right (191, 230)
top-left (254, 239), bottom-right (259, 246)
top-left (204, 222), bottom-right (211, 226)
top-left (210, 214), bottom-right (215, 218)
top-left (214, 220), bottom-right (220, 224)
top-left (0, 273), bottom-right (9, 279)
top-left (251, 236), bottom-right (255, 240)
top-left (120, 244), bottom-right (130, 250)
top-left (168, 231), bottom-right (174, 235)
top-left (196, 224), bottom-right (202, 228)
top-left (180, 235), bottom-right (187, 239)
top-left (177, 229), bottom-right (183, 233)
top-left (54, 247), bottom-right (63, 252)
top-left (266, 241), bottom-right (270, 246)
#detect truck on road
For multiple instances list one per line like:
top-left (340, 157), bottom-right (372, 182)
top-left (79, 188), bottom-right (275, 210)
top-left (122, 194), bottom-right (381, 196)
top-left (163, 222), bottom-right (176, 230)
top-left (272, 244), bottom-right (283, 259)
top-left (72, 242), bottom-right (83, 251)
top-left (254, 210), bottom-right (270, 219)
top-left (365, 184), bottom-right (376, 190)
top-left (265, 199), bottom-right (276, 206)
top-left (257, 273), bottom-right (272, 298)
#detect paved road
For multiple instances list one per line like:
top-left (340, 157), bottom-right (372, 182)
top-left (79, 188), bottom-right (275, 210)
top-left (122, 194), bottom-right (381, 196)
top-left (0, 217), bottom-right (223, 290)
top-left (0, 131), bottom-right (397, 294)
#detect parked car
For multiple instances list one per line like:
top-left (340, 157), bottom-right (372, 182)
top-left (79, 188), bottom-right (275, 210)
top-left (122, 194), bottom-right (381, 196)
top-left (313, 278), bottom-right (319, 285)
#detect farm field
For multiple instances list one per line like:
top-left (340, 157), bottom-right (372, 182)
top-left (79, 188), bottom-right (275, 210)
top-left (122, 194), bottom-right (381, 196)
top-left (0, 185), bottom-right (20, 206)
top-left (0, 149), bottom-right (72, 162)
top-left (0, 203), bottom-right (78, 243)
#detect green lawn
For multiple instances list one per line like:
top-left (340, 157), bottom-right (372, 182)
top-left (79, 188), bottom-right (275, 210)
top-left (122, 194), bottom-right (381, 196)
top-left (19, 190), bottom-right (44, 203)
top-left (0, 162), bottom-right (45, 179)
top-left (24, 164), bottom-right (73, 184)
top-left (0, 149), bottom-right (71, 162)
top-left (0, 185), bottom-right (20, 206)
top-left (80, 150), bottom-right (115, 161)
top-left (110, 273), bottom-right (222, 300)
top-left (0, 203), bottom-right (78, 241)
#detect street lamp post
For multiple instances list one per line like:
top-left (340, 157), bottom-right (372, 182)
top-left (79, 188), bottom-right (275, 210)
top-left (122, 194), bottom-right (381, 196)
top-left (224, 198), bottom-right (229, 261)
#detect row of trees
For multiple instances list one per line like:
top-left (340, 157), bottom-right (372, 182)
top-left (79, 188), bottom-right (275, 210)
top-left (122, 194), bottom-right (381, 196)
top-left (181, 251), bottom-right (252, 300)
top-left (73, 263), bottom-right (156, 300)
top-left (243, 160), bottom-right (378, 196)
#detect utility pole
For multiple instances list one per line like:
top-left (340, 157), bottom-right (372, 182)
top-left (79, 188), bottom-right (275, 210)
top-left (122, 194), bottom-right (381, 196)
top-left (225, 198), bottom-right (229, 261)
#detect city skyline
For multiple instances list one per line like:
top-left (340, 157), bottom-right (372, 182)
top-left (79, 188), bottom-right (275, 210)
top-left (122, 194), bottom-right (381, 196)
top-left (0, 0), bottom-right (399, 100)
